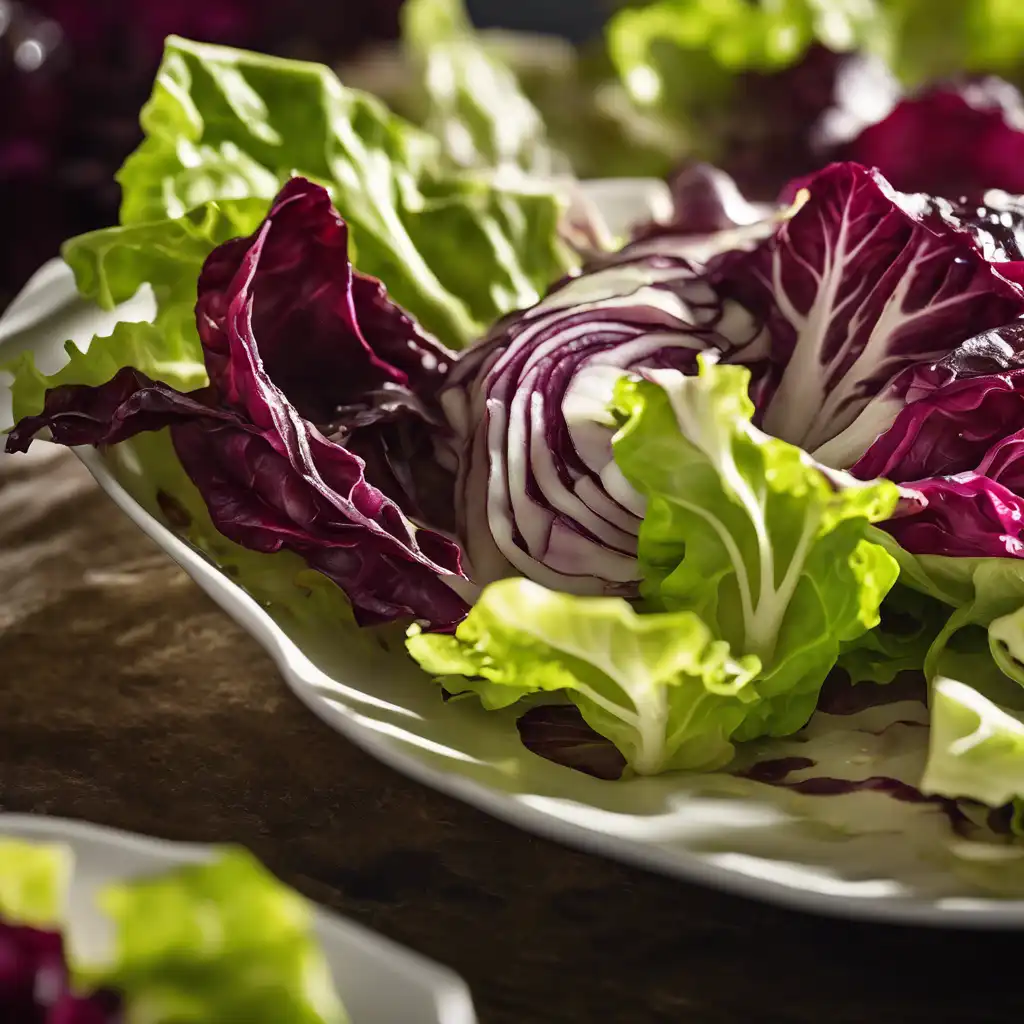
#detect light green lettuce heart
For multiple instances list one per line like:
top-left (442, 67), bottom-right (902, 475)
top-left (610, 358), bottom-right (900, 740)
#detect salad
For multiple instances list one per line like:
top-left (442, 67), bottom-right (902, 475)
top-left (10, 0), bottom-right (1024, 865)
top-left (0, 838), bottom-right (346, 1022)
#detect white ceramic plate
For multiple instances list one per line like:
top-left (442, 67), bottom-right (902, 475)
top-left (0, 814), bottom-right (477, 1024)
top-left (6, 182), bottom-right (1024, 929)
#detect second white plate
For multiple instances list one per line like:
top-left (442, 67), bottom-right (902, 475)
top-left (0, 815), bottom-right (477, 1024)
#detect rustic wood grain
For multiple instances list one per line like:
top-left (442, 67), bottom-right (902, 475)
top-left (2, 447), bottom-right (1023, 1024)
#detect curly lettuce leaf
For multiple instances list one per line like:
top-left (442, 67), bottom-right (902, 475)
top-left (836, 584), bottom-right (948, 685)
top-left (0, 840), bottom-right (71, 928)
top-left (408, 577), bottom-right (761, 775)
top-left (875, 544), bottom-right (1024, 702)
top-left (610, 0), bottom-right (884, 88)
top-left (611, 358), bottom-right (900, 740)
top-left (5, 318), bottom-right (364, 638)
top-left (116, 35), bottom-right (573, 348)
top-left (607, 0), bottom-right (888, 140)
top-left (4, 196), bottom-right (269, 416)
top-left (884, 0), bottom-right (1024, 86)
top-left (90, 848), bottom-right (346, 1024)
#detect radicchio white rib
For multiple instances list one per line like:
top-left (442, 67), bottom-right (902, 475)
top-left (709, 163), bottom-right (1024, 466)
top-left (441, 258), bottom-right (761, 595)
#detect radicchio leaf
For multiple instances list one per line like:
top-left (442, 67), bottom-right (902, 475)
top-left (843, 321), bottom-right (1024, 560)
top-left (8, 178), bottom-right (469, 628)
top-left (629, 162), bottom-right (775, 243)
top-left (709, 162), bottom-right (1024, 463)
top-left (852, 327), bottom-right (1024, 483)
top-left (0, 919), bottom-right (122, 1024)
top-left (831, 78), bottom-right (1024, 201)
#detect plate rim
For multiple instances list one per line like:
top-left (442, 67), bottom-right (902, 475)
top-left (72, 446), bottom-right (1024, 930)
top-left (0, 812), bottom-right (479, 1023)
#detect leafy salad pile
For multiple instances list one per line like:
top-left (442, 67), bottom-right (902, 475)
top-left (12, 0), bottom-right (1024, 851)
top-left (0, 838), bottom-right (346, 1023)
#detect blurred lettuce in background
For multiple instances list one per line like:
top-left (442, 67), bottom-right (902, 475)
top-left (347, 0), bottom-right (1024, 199)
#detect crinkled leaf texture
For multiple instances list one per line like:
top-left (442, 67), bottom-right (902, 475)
top-left (611, 358), bottom-right (900, 742)
top-left (407, 577), bottom-right (761, 776)
top-left (836, 584), bottom-right (948, 686)
top-left (117, 35), bottom-right (574, 348)
top-left (4, 199), bottom-right (270, 414)
top-left (400, 0), bottom-right (556, 177)
top-left (7, 178), bottom-right (469, 629)
top-left (847, 322), bottom-right (1024, 563)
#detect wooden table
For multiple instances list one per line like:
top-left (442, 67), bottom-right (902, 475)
top-left (3, 446), bottom-right (1022, 1023)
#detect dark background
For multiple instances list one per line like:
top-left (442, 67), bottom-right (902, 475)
top-left (0, 0), bottom-right (605, 310)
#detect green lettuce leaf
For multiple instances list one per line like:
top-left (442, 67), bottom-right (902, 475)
top-left (922, 676), bottom-right (1024, 808)
top-left (0, 839), bottom-right (72, 927)
top-left (604, 0), bottom-right (1024, 161)
top-left (836, 584), bottom-right (948, 686)
top-left (607, 0), bottom-right (886, 125)
top-left (348, 15), bottom-right (680, 181)
top-left (5, 198), bottom-right (267, 414)
top-left (610, 359), bottom-right (900, 740)
top-left (116, 34), bottom-right (573, 347)
top-left (882, 0), bottom-right (1024, 85)
top-left (91, 848), bottom-right (347, 1023)
top-left (408, 577), bottom-right (761, 775)
top-left (3, 315), bottom-right (364, 639)
top-left (876, 544), bottom-right (1024, 709)
top-left (400, 0), bottom-right (555, 175)
top-left (610, 0), bottom-right (884, 82)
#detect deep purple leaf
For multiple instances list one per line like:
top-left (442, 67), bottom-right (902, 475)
top-left (884, 473), bottom-right (1024, 560)
top-left (196, 177), bottom-right (452, 426)
top-left (852, 359), bottom-right (1024, 484)
top-left (0, 919), bottom-right (122, 1023)
top-left (832, 78), bottom-right (1024, 200)
top-left (5, 369), bottom-right (225, 452)
top-left (8, 177), bottom-right (469, 628)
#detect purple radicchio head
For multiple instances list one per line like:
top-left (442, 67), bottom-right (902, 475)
top-left (439, 250), bottom-right (762, 596)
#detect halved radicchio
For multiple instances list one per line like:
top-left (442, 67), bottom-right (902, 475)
top-left (440, 249), bottom-right (762, 596)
